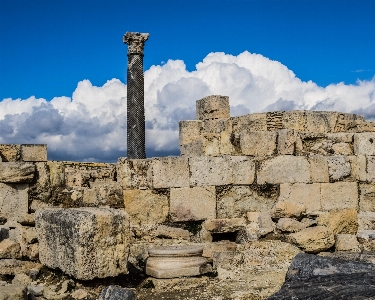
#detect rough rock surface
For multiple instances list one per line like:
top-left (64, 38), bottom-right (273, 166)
top-left (288, 226), bottom-right (335, 253)
top-left (268, 253), bottom-right (375, 299)
top-left (0, 284), bottom-right (27, 300)
top-left (99, 286), bottom-right (136, 300)
top-left (0, 162), bottom-right (35, 183)
top-left (35, 207), bottom-right (130, 280)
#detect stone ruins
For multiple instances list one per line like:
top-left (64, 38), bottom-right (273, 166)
top-left (1, 95), bottom-right (375, 299)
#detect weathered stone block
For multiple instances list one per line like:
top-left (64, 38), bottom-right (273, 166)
top-left (317, 208), bottom-right (358, 234)
top-left (368, 156), bottom-right (375, 182)
top-left (21, 144), bottom-right (47, 162)
top-left (0, 183), bottom-right (29, 223)
top-left (231, 113), bottom-right (268, 133)
top-left (359, 184), bottom-right (375, 212)
top-left (278, 183), bottom-right (321, 212)
top-left (203, 218), bottom-right (247, 232)
top-left (282, 111), bottom-right (306, 132)
top-left (196, 95), bottom-right (230, 120)
top-left (309, 155), bottom-right (329, 183)
top-left (202, 133), bottom-right (220, 156)
top-left (84, 181), bottom-right (124, 208)
top-left (277, 129), bottom-right (296, 155)
top-left (201, 119), bottom-right (234, 155)
top-left (0, 284), bottom-right (27, 300)
top-left (289, 226), bottom-right (335, 253)
top-left (349, 155), bottom-right (367, 181)
top-left (272, 201), bottom-right (306, 219)
top-left (354, 133), bottom-right (375, 155)
top-left (358, 211), bottom-right (375, 231)
top-left (0, 162), bottom-right (35, 183)
top-left (202, 241), bottom-right (237, 259)
top-left (152, 157), bottom-right (189, 188)
top-left (123, 190), bottom-right (168, 225)
top-left (189, 156), bottom-right (232, 186)
top-left (117, 158), bottom-right (152, 189)
top-left (257, 156), bottom-right (310, 184)
top-left (179, 120), bottom-right (202, 145)
top-left (217, 185), bottom-right (278, 218)
top-left (170, 186), bottom-right (216, 221)
top-left (326, 133), bottom-right (354, 143)
top-left (240, 131), bottom-right (277, 156)
top-left (305, 111), bottom-right (338, 133)
top-left (331, 142), bottom-right (352, 155)
top-left (327, 155), bottom-right (351, 181)
top-left (35, 207), bottom-right (130, 280)
top-left (0, 144), bottom-right (21, 162)
top-left (230, 156), bottom-right (255, 185)
top-left (246, 211), bottom-right (275, 236)
top-left (180, 140), bottom-right (204, 156)
top-left (276, 218), bottom-right (307, 233)
top-left (153, 225), bottom-right (190, 240)
top-left (335, 234), bottom-right (360, 252)
top-left (320, 182), bottom-right (358, 210)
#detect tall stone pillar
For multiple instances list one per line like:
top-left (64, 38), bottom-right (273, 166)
top-left (123, 32), bottom-right (149, 159)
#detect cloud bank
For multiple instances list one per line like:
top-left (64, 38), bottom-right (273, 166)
top-left (1, 51), bottom-right (375, 162)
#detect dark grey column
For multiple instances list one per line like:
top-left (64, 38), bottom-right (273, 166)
top-left (123, 32), bottom-right (149, 159)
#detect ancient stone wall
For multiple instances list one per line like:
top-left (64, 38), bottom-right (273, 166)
top-left (1, 95), bottom-right (375, 299)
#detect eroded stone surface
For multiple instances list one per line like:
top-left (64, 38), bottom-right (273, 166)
top-left (0, 162), bottom-right (35, 183)
top-left (196, 95), bottom-right (230, 121)
top-left (288, 226), bottom-right (335, 253)
top-left (36, 207), bottom-right (130, 280)
top-left (21, 144), bottom-right (47, 162)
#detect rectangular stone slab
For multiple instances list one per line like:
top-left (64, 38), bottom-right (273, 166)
top-left (35, 207), bottom-right (130, 280)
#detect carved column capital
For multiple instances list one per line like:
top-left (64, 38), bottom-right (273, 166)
top-left (123, 32), bottom-right (149, 55)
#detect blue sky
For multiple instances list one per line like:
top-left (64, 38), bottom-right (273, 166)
top-left (1, 0), bottom-right (375, 161)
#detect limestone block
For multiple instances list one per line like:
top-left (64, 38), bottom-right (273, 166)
top-left (317, 208), bottom-right (358, 234)
top-left (196, 95), bottom-right (230, 120)
top-left (35, 207), bottom-right (130, 280)
top-left (180, 140), bottom-right (204, 156)
top-left (231, 113), bottom-right (268, 133)
top-left (21, 144), bottom-right (47, 161)
top-left (282, 111), bottom-right (306, 132)
top-left (358, 211), bottom-right (375, 231)
top-left (203, 218), bottom-right (247, 233)
top-left (277, 129), bottom-right (296, 155)
top-left (179, 120), bottom-right (203, 145)
top-left (309, 155), bottom-right (329, 183)
top-left (276, 218), bottom-right (307, 233)
top-left (240, 131), bottom-right (277, 156)
top-left (368, 156), bottom-right (375, 182)
top-left (152, 157), bottom-right (189, 188)
top-left (117, 158), bottom-right (153, 189)
top-left (271, 201), bottom-right (306, 219)
top-left (217, 185), bottom-right (279, 218)
top-left (0, 284), bottom-right (27, 300)
top-left (257, 156), bottom-right (310, 184)
top-left (0, 162), bottom-right (35, 183)
top-left (334, 112), bottom-right (365, 132)
top-left (0, 183), bottom-right (29, 223)
top-left (354, 133), bottom-right (375, 155)
top-left (170, 186), bottom-right (216, 221)
top-left (189, 156), bottom-right (232, 186)
top-left (202, 241), bottom-right (237, 259)
top-left (0, 144), bottom-right (21, 162)
top-left (153, 225), bottom-right (190, 240)
top-left (124, 190), bottom-right (168, 225)
top-left (326, 133), bottom-right (354, 143)
top-left (230, 156), bottom-right (255, 185)
top-left (0, 239), bottom-right (21, 258)
top-left (305, 111), bottom-right (338, 133)
top-left (349, 155), bottom-right (367, 181)
top-left (359, 184), bottom-right (375, 212)
top-left (327, 155), bottom-right (351, 181)
top-left (320, 182), bottom-right (358, 210)
top-left (85, 181), bottom-right (124, 208)
top-left (331, 142), bottom-right (352, 155)
top-left (201, 119), bottom-right (234, 155)
top-left (289, 226), bottom-right (335, 253)
top-left (246, 211), bottom-right (275, 236)
top-left (202, 133), bottom-right (220, 156)
top-left (278, 183), bottom-right (321, 212)
top-left (335, 234), bottom-right (360, 252)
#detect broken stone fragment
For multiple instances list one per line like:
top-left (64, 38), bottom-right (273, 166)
top-left (335, 234), bottom-right (360, 252)
top-left (288, 226), bottom-right (335, 253)
top-left (276, 218), bottom-right (307, 233)
top-left (272, 201), bottom-right (306, 219)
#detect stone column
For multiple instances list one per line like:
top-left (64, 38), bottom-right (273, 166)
top-left (123, 32), bottom-right (149, 159)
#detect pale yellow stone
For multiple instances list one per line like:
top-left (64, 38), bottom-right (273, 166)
top-left (277, 129), bottom-right (296, 155)
top-left (117, 158), bottom-right (153, 189)
top-left (170, 186), bottom-right (216, 221)
top-left (0, 144), bottom-right (21, 162)
top-left (327, 155), bottom-right (351, 181)
top-left (331, 142), bottom-right (352, 155)
top-left (152, 157), bottom-right (189, 189)
top-left (272, 201), bottom-right (306, 219)
top-left (335, 234), bottom-right (360, 252)
top-left (231, 113), bottom-right (268, 133)
top-left (321, 182), bottom-right (358, 210)
top-left (189, 156), bottom-right (232, 186)
top-left (359, 184), bottom-right (375, 212)
top-left (21, 144), bottom-right (47, 162)
top-left (124, 190), bottom-right (168, 225)
top-left (240, 131), bottom-right (277, 156)
top-left (317, 208), bottom-right (358, 234)
top-left (368, 156), bottom-right (375, 182)
top-left (276, 218), bottom-right (307, 233)
top-left (196, 95), bottom-right (230, 120)
top-left (0, 239), bottom-right (21, 259)
top-left (309, 155), bottom-right (329, 183)
top-left (354, 133), bottom-right (375, 155)
top-left (289, 226), bottom-right (335, 253)
top-left (179, 120), bottom-right (203, 145)
top-left (278, 183), bottom-right (321, 212)
top-left (203, 218), bottom-right (247, 232)
top-left (349, 155), bottom-right (367, 181)
top-left (282, 111), bottom-right (306, 132)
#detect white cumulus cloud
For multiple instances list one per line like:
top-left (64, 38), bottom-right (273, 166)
top-left (1, 51), bottom-right (375, 162)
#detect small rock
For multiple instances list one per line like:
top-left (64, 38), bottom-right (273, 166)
top-left (0, 238), bottom-right (21, 258)
top-left (272, 201), bottom-right (306, 219)
top-left (71, 289), bottom-right (88, 299)
top-left (277, 218), bottom-right (307, 233)
top-left (28, 284), bottom-right (45, 296)
top-left (335, 234), bottom-right (360, 252)
top-left (99, 285), bottom-right (136, 300)
top-left (12, 273), bottom-right (32, 285)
